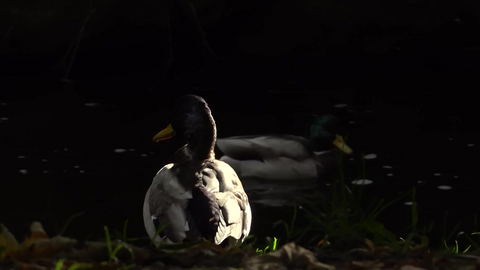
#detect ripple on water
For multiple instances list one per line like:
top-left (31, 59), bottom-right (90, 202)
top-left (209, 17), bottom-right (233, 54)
top-left (437, 185), bottom-right (452, 190)
top-left (351, 179), bottom-right (373, 185)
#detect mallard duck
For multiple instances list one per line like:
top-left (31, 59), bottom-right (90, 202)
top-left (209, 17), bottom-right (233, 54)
top-left (216, 114), bottom-right (353, 181)
top-left (143, 95), bottom-right (252, 248)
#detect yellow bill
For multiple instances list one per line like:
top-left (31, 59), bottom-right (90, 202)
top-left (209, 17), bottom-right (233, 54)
top-left (153, 124), bottom-right (176, 142)
top-left (333, 134), bottom-right (353, 155)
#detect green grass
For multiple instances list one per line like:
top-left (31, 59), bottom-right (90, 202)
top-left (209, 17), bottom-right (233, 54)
top-left (18, 152), bottom-right (480, 259)
top-left (255, 237), bottom-right (278, 255)
top-left (251, 150), bottom-right (480, 254)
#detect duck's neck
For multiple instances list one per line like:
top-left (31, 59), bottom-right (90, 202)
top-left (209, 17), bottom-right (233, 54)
top-left (185, 109), bottom-right (217, 161)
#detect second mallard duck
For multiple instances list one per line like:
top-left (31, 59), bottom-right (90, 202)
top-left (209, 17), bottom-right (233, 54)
top-left (216, 114), bottom-right (353, 181)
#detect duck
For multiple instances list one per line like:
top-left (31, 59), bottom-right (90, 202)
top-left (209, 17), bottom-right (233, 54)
top-left (143, 95), bottom-right (252, 248)
top-left (216, 114), bottom-right (353, 181)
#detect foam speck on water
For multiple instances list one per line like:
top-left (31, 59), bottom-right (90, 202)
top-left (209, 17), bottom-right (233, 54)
top-left (349, 121), bottom-right (354, 124)
top-left (18, 156), bottom-right (25, 159)
top-left (387, 173), bottom-right (393, 176)
top-left (84, 103), bottom-right (99, 107)
top-left (1, 117), bottom-right (8, 121)
top-left (351, 179), bottom-right (373, 185)
top-left (434, 173), bottom-right (441, 176)
top-left (382, 165), bottom-right (393, 169)
top-left (448, 138), bottom-right (453, 141)
top-left (129, 149), bottom-right (135, 151)
top-left (417, 180), bottom-right (424, 184)
top-left (74, 165), bottom-right (80, 168)
top-left (114, 149), bottom-right (127, 153)
top-left (43, 171), bottom-right (49, 173)
top-left (349, 158), bottom-right (354, 161)
top-left (454, 176), bottom-right (459, 179)
top-left (404, 201), bottom-right (415, 206)
top-left (334, 104), bottom-right (347, 108)
top-left (19, 169), bottom-right (27, 174)
top-left (467, 144), bottom-right (475, 147)
top-left (364, 154), bottom-right (377, 160)
top-left (325, 183), bottom-right (331, 186)
top-left (141, 154), bottom-right (147, 157)
top-left (64, 148), bottom-right (68, 151)
top-left (80, 170), bottom-right (85, 173)
top-left (1, 103), bottom-right (6, 105)
top-left (437, 185), bottom-right (452, 190)
top-left (41, 159), bottom-right (47, 162)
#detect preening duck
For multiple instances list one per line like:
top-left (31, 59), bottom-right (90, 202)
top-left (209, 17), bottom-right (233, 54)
top-left (216, 114), bottom-right (353, 181)
top-left (143, 95), bottom-right (252, 248)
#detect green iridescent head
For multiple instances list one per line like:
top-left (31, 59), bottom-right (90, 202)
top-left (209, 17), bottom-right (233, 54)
top-left (309, 114), bottom-right (352, 154)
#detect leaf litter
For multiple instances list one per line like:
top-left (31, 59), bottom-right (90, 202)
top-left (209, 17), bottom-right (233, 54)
top-left (1, 222), bottom-right (480, 269)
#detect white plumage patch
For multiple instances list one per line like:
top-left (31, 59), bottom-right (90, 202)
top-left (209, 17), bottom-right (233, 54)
top-left (143, 160), bottom-right (251, 247)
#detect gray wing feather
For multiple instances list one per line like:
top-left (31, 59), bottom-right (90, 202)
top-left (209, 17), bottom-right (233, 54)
top-left (203, 160), bottom-right (252, 245)
top-left (144, 163), bottom-right (197, 245)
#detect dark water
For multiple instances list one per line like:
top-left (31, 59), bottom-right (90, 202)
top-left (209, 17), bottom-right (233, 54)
top-left (1, 87), bottom-right (478, 247)
top-left (1, 0), bottom-right (479, 248)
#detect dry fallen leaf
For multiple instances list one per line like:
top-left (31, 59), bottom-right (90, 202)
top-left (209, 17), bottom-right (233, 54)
top-left (2, 221), bottom-right (77, 261)
top-left (399, 265), bottom-right (427, 270)
top-left (0, 224), bottom-right (20, 260)
top-left (10, 235), bottom-right (78, 261)
top-left (347, 260), bottom-right (384, 270)
top-left (23, 222), bottom-right (49, 246)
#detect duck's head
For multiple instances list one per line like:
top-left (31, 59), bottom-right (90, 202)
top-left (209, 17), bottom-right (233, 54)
top-left (152, 95), bottom-right (217, 160)
top-left (309, 114), bottom-right (353, 155)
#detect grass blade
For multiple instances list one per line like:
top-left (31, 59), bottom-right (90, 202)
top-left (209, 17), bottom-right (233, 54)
top-left (59, 211), bottom-right (85, 236)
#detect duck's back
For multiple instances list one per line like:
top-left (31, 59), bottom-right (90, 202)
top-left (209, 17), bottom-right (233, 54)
top-left (217, 134), bottom-right (311, 161)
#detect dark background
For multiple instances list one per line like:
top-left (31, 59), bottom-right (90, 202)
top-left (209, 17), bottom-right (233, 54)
top-left (1, 0), bottom-right (479, 245)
